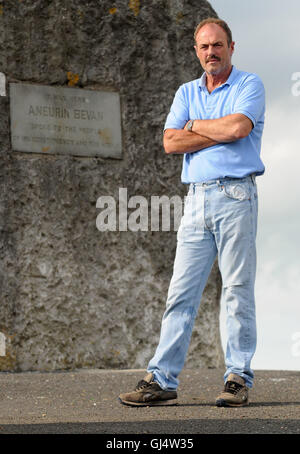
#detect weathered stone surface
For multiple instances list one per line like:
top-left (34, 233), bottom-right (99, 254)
top-left (0, 0), bottom-right (224, 371)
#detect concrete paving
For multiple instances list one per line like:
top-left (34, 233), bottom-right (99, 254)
top-left (0, 368), bottom-right (300, 434)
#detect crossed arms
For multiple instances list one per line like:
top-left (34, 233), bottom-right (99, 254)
top-left (163, 113), bottom-right (253, 154)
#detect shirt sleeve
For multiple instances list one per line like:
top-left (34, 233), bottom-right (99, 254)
top-left (233, 75), bottom-right (265, 127)
top-left (164, 85), bottom-right (190, 131)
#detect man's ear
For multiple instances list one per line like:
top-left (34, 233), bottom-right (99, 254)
top-left (230, 41), bottom-right (235, 56)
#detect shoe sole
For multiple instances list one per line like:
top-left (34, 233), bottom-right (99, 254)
top-left (118, 397), bottom-right (178, 407)
top-left (215, 398), bottom-right (249, 407)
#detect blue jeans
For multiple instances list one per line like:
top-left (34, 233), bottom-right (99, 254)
top-left (147, 175), bottom-right (258, 389)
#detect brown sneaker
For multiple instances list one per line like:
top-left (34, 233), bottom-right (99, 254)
top-left (215, 373), bottom-right (249, 407)
top-left (118, 372), bottom-right (178, 407)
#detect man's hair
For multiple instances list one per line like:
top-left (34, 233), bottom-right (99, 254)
top-left (194, 18), bottom-right (232, 46)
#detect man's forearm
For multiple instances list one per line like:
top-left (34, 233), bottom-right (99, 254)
top-left (192, 114), bottom-right (253, 143)
top-left (164, 114), bottom-right (252, 154)
top-left (163, 129), bottom-right (218, 154)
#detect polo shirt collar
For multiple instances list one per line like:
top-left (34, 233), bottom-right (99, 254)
top-left (199, 65), bottom-right (237, 90)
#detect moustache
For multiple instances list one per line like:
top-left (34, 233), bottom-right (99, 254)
top-left (206, 56), bottom-right (221, 62)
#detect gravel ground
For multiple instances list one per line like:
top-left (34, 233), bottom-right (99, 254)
top-left (0, 368), bottom-right (299, 435)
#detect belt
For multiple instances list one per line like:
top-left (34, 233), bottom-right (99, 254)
top-left (192, 173), bottom-right (256, 187)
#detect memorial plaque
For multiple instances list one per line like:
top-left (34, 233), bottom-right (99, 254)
top-left (9, 83), bottom-right (122, 158)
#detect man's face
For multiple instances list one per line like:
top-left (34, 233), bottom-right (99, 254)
top-left (194, 23), bottom-right (234, 76)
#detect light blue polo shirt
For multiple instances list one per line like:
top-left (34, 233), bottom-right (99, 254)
top-left (164, 66), bottom-right (265, 183)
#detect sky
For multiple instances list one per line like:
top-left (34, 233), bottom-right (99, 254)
top-left (209, 0), bottom-right (300, 370)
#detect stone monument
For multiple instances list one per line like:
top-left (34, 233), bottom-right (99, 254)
top-left (0, 0), bottom-right (224, 371)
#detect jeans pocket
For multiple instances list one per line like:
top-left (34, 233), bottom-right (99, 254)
top-left (223, 182), bottom-right (251, 201)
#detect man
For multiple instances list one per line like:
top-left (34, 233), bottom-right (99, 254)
top-left (119, 18), bottom-right (265, 407)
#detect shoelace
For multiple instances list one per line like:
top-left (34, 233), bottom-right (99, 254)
top-left (136, 379), bottom-right (153, 391)
top-left (224, 380), bottom-right (243, 395)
